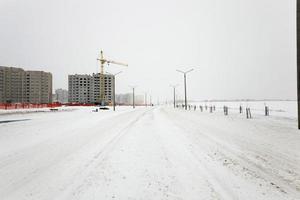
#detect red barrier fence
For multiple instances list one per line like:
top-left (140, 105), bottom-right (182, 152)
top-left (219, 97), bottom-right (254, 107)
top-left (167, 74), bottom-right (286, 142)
top-left (0, 103), bottom-right (62, 110)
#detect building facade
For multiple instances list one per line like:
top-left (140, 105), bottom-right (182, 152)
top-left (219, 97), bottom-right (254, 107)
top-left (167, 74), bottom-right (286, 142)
top-left (0, 67), bottom-right (24, 103)
top-left (68, 73), bottom-right (113, 104)
top-left (24, 71), bottom-right (52, 104)
top-left (0, 66), bottom-right (52, 104)
top-left (53, 88), bottom-right (68, 103)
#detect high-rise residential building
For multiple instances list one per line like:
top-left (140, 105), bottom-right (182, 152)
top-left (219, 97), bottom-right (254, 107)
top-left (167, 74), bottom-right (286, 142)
top-left (0, 66), bottom-right (24, 103)
top-left (23, 71), bottom-right (52, 104)
top-left (68, 73), bottom-right (113, 104)
top-left (53, 88), bottom-right (68, 103)
top-left (0, 66), bottom-right (52, 104)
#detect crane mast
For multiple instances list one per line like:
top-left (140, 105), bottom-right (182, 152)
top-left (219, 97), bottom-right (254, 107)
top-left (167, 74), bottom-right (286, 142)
top-left (97, 50), bottom-right (128, 106)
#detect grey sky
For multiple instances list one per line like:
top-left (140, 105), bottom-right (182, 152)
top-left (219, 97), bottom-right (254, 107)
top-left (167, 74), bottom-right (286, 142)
top-left (0, 0), bottom-right (296, 101)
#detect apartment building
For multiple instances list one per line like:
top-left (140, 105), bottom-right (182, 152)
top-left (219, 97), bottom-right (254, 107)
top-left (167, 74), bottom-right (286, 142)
top-left (23, 71), bottom-right (52, 104)
top-left (0, 67), bottom-right (24, 103)
top-left (68, 73), bottom-right (113, 104)
top-left (0, 66), bottom-right (52, 104)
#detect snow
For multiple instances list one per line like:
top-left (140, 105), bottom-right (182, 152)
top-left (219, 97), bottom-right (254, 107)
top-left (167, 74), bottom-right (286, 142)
top-left (0, 104), bottom-right (299, 200)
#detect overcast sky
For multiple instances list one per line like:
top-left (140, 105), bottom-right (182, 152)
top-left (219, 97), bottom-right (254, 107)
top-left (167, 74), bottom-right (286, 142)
top-left (0, 0), bottom-right (296, 101)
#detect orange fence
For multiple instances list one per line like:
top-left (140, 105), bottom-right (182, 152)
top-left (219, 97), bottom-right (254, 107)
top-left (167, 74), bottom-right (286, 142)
top-left (0, 103), bottom-right (62, 110)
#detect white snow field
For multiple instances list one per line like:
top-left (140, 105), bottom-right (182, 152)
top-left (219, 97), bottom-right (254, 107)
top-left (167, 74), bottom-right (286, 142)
top-left (0, 105), bottom-right (299, 200)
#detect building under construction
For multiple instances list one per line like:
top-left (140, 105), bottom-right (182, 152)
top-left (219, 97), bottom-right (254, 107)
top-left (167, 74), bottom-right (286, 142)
top-left (68, 73), bottom-right (113, 104)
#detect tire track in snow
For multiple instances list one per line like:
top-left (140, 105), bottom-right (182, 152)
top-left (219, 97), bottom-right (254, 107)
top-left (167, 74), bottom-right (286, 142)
top-left (154, 108), bottom-right (236, 200)
top-left (64, 107), bottom-right (225, 200)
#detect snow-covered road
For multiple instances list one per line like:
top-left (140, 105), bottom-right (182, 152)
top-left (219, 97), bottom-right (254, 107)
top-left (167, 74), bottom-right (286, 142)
top-left (0, 106), bottom-right (299, 200)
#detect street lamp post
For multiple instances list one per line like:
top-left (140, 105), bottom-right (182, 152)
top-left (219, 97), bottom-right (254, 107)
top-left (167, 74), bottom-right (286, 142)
top-left (176, 69), bottom-right (194, 110)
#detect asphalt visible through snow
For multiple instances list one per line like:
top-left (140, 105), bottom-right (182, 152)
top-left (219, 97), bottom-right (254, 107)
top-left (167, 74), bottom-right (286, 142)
top-left (0, 106), bottom-right (299, 200)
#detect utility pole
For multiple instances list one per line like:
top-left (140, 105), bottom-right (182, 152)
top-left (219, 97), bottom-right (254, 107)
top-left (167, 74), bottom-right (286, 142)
top-left (297, 0), bottom-right (300, 129)
top-left (145, 92), bottom-right (147, 107)
top-left (170, 84), bottom-right (178, 108)
top-left (176, 69), bottom-right (194, 110)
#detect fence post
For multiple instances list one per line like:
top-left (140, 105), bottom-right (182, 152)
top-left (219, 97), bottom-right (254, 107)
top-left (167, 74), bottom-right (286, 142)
top-left (246, 108), bottom-right (252, 119)
top-left (265, 106), bottom-right (269, 116)
top-left (224, 106), bottom-right (228, 116)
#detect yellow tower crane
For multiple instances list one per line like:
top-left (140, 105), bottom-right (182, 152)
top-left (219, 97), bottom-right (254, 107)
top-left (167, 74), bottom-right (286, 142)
top-left (97, 50), bottom-right (128, 106)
